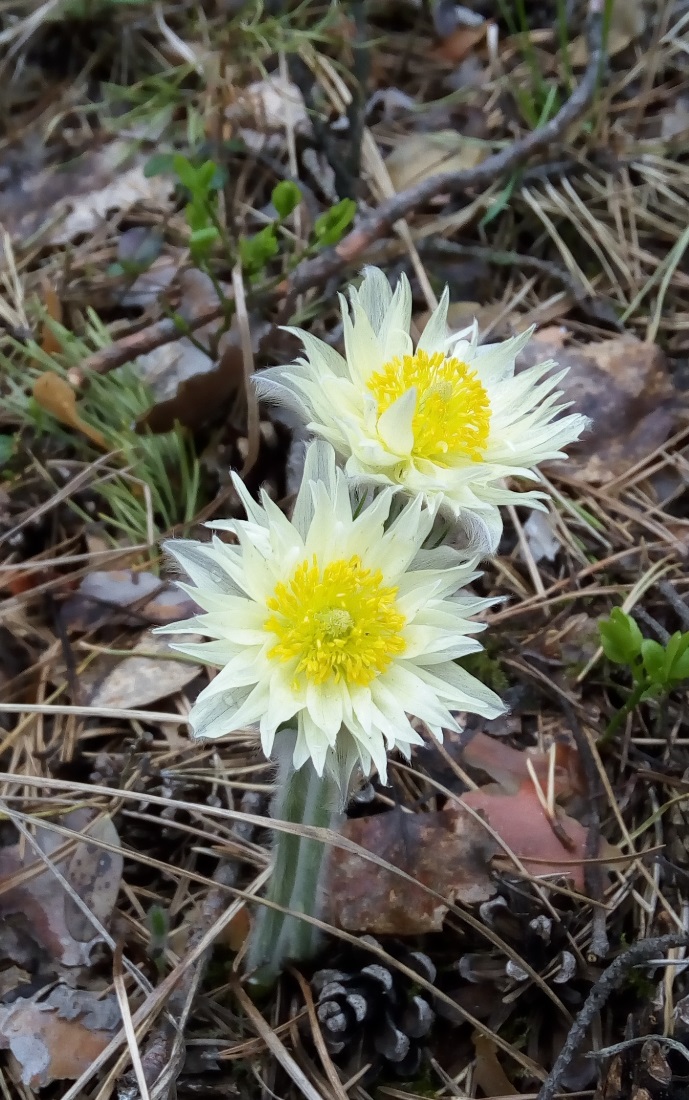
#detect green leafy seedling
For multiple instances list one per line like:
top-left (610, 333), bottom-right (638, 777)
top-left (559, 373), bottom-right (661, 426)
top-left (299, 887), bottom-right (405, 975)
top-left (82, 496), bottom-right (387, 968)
top-left (599, 606), bottom-right (643, 667)
top-left (158, 154), bottom-right (227, 262)
top-left (239, 225), bottom-right (280, 276)
top-left (272, 180), bottom-right (302, 219)
top-left (598, 607), bottom-right (689, 742)
top-left (313, 198), bottom-right (357, 247)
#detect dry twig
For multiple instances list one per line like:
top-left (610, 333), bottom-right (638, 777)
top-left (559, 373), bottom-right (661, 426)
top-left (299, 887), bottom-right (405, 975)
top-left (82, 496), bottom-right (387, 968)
top-left (537, 932), bottom-right (689, 1100)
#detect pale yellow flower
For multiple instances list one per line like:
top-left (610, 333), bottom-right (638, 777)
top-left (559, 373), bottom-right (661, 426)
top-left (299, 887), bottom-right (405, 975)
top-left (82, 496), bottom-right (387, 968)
top-left (257, 267), bottom-right (588, 550)
top-left (156, 441), bottom-right (502, 785)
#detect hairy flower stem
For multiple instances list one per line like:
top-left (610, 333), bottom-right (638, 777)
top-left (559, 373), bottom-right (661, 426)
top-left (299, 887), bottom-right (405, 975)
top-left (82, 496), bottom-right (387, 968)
top-left (245, 738), bottom-right (342, 989)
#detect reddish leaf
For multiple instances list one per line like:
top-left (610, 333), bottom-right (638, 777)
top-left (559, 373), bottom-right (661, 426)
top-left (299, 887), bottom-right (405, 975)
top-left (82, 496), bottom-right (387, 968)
top-left (448, 781), bottom-right (595, 892)
top-left (462, 730), bottom-right (585, 797)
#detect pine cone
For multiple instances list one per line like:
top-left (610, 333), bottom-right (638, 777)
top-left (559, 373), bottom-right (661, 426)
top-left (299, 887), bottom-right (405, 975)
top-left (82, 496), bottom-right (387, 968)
top-left (456, 891), bottom-right (579, 999)
top-left (312, 937), bottom-right (436, 1077)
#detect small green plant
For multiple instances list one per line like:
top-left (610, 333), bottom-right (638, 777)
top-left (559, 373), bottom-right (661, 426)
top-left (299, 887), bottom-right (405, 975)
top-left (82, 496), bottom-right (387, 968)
top-left (146, 151), bottom-right (357, 282)
top-left (598, 608), bottom-right (689, 742)
top-left (145, 153), bottom-right (227, 263)
top-left (146, 903), bottom-right (169, 977)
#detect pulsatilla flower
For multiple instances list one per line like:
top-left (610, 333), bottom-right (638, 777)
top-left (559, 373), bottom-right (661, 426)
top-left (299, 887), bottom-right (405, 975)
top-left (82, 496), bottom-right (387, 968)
top-left (156, 442), bottom-right (503, 785)
top-left (256, 267), bottom-right (588, 551)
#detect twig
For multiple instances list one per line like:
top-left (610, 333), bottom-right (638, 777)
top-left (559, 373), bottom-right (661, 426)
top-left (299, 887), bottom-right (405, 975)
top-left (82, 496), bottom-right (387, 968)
top-left (536, 932), bottom-right (689, 1100)
top-left (70, 303), bottom-right (227, 381)
top-left (633, 605), bottom-right (671, 645)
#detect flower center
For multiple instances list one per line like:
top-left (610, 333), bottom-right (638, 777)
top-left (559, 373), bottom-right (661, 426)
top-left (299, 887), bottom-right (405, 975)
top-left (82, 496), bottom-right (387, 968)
top-left (367, 349), bottom-right (491, 463)
top-left (265, 555), bottom-right (406, 687)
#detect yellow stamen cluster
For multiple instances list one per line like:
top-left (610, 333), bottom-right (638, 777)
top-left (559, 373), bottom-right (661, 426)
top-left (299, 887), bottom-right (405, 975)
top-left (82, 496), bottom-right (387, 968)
top-left (368, 349), bottom-right (491, 463)
top-left (265, 555), bottom-right (406, 687)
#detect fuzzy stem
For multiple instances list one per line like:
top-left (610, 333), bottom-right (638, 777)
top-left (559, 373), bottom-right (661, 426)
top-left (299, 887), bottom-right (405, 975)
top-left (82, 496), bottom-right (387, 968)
top-left (245, 738), bottom-right (342, 989)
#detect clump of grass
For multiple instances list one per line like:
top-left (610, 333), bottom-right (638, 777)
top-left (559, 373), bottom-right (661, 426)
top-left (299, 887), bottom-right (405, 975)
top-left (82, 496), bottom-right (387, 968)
top-left (1, 307), bottom-right (202, 553)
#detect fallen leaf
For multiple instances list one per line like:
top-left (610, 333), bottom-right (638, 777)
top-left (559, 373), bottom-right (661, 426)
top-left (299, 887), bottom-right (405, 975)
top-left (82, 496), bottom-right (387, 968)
top-left (50, 162), bottom-right (173, 245)
top-left (137, 328), bottom-right (246, 434)
top-left (33, 374), bottom-right (109, 450)
top-left (0, 142), bottom-right (174, 248)
top-left (661, 94), bottom-right (689, 141)
top-left (63, 815), bottom-right (123, 943)
top-left (523, 510), bottom-right (560, 564)
top-left (565, 0), bottom-right (644, 68)
top-left (40, 284), bottom-right (63, 357)
top-left (461, 731), bottom-right (585, 797)
top-left (473, 1033), bottom-right (515, 1097)
top-left (83, 631), bottom-right (201, 710)
top-left (120, 251), bottom-right (182, 309)
top-left (386, 130), bottom-right (488, 192)
top-left (327, 809), bottom-right (499, 934)
top-left (133, 267), bottom-right (261, 433)
top-left (432, 22), bottom-right (487, 63)
top-left (60, 569), bottom-right (200, 632)
top-left (225, 74), bottom-right (312, 136)
top-left (0, 987), bottom-right (119, 1088)
top-left (0, 809), bottom-right (123, 966)
top-left (448, 781), bottom-right (596, 892)
top-left (328, 736), bottom-right (607, 933)
top-left (518, 335), bottom-right (678, 483)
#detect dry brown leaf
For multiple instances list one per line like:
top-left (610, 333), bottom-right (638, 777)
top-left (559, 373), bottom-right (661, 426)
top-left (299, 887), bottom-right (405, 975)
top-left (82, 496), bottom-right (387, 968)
top-left (519, 335), bottom-right (678, 483)
top-left (137, 328), bottom-right (246, 433)
top-left (0, 809), bottom-right (123, 966)
top-left (32, 374), bottom-right (109, 451)
top-left (567, 0), bottom-right (644, 66)
top-left (63, 815), bottom-right (123, 943)
top-left (40, 284), bottom-right (63, 357)
top-left (386, 130), bottom-right (488, 192)
top-left (472, 1033), bottom-right (515, 1097)
top-left (327, 809), bottom-right (499, 934)
top-left (328, 735), bottom-right (608, 933)
top-left (0, 987), bottom-right (119, 1087)
top-left (432, 22), bottom-right (487, 63)
top-left (84, 631), bottom-right (201, 710)
top-left (225, 74), bottom-right (312, 136)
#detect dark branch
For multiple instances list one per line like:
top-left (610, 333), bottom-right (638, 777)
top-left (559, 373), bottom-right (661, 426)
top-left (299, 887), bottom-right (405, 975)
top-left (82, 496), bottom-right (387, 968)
top-left (537, 932), bottom-right (689, 1100)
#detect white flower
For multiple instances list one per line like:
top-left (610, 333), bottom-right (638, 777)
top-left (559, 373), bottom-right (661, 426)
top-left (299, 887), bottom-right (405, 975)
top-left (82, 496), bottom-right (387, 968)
top-left (256, 266), bottom-right (588, 552)
top-left (156, 441), bottom-right (503, 785)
